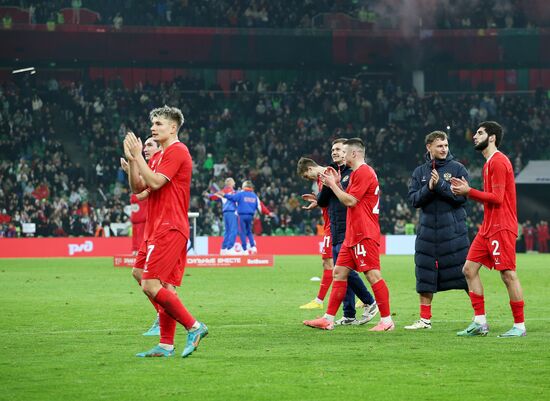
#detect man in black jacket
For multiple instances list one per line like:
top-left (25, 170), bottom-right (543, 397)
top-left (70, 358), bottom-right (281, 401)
top-left (316, 138), bottom-right (378, 325)
top-left (405, 131), bottom-right (469, 330)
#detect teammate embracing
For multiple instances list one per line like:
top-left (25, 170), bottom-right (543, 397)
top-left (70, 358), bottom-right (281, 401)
top-left (451, 121), bottom-right (526, 337)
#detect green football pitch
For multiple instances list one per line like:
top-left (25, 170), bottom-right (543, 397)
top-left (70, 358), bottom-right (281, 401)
top-left (1, 254), bottom-right (549, 401)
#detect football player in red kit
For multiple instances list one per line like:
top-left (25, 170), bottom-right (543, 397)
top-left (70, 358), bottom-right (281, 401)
top-left (296, 157), bottom-right (334, 310)
top-left (124, 106), bottom-right (208, 357)
top-left (121, 136), bottom-right (162, 336)
top-left (451, 121), bottom-right (526, 338)
top-left (303, 138), bottom-right (394, 332)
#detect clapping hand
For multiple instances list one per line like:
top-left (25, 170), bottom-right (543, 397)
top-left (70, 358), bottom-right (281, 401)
top-left (450, 176), bottom-right (470, 195)
top-left (123, 131), bottom-right (143, 161)
top-left (429, 169), bottom-right (439, 190)
top-left (120, 157), bottom-right (129, 173)
top-left (301, 193), bottom-right (318, 210)
top-left (320, 166), bottom-right (340, 188)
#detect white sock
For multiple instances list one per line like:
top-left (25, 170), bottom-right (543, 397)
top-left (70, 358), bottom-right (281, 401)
top-left (323, 314), bottom-right (335, 322)
top-left (314, 298), bottom-right (323, 304)
top-left (474, 315), bottom-right (487, 325)
top-left (513, 322), bottom-right (526, 331)
top-left (190, 321), bottom-right (201, 331)
top-left (381, 316), bottom-right (393, 324)
top-left (159, 343), bottom-right (174, 351)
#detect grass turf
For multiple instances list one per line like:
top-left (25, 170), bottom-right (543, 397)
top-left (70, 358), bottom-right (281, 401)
top-left (0, 254), bottom-right (549, 401)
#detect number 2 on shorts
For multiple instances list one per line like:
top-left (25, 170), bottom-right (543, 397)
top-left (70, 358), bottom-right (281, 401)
top-left (491, 240), bottom-right (500, 256)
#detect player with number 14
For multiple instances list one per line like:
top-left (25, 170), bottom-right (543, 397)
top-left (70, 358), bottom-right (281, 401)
top-left (303, 138), bottom-right (394, 331)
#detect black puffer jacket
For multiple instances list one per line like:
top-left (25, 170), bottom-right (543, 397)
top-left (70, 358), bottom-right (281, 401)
top-left (408, 153), bottom-right (469, 293)
top-left (317, 163), bottom-right (351, 246)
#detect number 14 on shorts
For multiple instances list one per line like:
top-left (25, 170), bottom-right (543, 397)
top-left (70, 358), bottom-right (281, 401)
top-left (354, 244), bottom-right (366, 257)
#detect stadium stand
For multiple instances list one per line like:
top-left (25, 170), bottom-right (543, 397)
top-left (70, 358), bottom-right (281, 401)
top-left (1, 73), bottom-right (548, 238)
top-left (0, 0), bottom-right (548, 29)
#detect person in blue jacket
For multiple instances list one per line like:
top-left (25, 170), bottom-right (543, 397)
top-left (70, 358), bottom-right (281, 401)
top-left (207, 177), bottom-right (239, 255)
top-left (222, 180), bottom-right (271, 254)
top-left (405, 130), bottom-right (469, 330)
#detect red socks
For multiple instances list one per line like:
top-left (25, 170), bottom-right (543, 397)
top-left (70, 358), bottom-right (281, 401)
top-left (159, 308), bottom-right (177, 345)
top-left (372, 279), bottom-right (391, 318)
top-left (469, 293), bottom-right (524, 323)
top-left (326, 280), bottom-right (347, 316)
top-left (147, 294), bottom-right (161, 313)
top-left (469, 291), bottom-right (485, 316)
top-left (420, 304), bottom-right (432, 320)
top-left (510, 300), bottom-right (525, 323)
top-left (317, 269), bottom-right (333, 301)
top-left (154, 287), bottom-right (196, 330)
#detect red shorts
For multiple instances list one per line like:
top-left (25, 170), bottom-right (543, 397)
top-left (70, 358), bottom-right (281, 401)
top-left (336, 238), bottom-right (380, 272)
top-left (134, 230), bottom-right (188, 286)
top-left (321, 235), bottom-right (333, 260)
top-left (467, 230), bottom-right (517, 271)
top-left (132, 222), bottom-right (145, 252)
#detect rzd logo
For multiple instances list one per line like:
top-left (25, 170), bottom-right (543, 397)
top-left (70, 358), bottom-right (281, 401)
top-left (68, 240), bottom-right (94, 255)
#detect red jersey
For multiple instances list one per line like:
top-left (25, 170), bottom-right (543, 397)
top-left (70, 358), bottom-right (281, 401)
top-left (130, 194), bottom-right (148, 224)
top-left (317, 178), bottom-right (331, 236)
top-left (131, 152), bottom-right (161, 226)
top-left (148, 151), bottom-right (161, 170)
top-left (468, 151), bottom-right (517, 238)
top-left (144, 141), bottom-right (192, 240)
top-left (343, 163), bottom-right (380, 247)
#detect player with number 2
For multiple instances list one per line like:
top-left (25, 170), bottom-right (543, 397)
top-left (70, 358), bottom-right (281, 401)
top-left (451, 121), bottom-right (526, 338)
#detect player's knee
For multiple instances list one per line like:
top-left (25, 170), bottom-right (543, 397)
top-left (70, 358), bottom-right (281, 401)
top-left (332, 266), bottom-right (348, 280)
top-left (500, 270), bottom-right (517, 286)
top-left (462, 263), bottom-right (475, 278)
top-left (140, 281), bottom-right (155, 298)
top-left (365, 270), bottom-right (381, 284)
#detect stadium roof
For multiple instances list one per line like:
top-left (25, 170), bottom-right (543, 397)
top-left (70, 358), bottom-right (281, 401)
top-left (516, 161), bottom-right (550, 184)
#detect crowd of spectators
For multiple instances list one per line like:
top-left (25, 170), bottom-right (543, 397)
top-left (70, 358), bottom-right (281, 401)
top-left (1, 0), bottom-right (545, 30)
top-left (1, 71), bottom-right (548, 240)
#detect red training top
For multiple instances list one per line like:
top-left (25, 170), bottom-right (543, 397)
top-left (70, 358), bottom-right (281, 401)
top-left (468, 151), bottom-right (518, 238)
top-left (144, 141), bottom-right (192, 241)
top-left (343, 163), bottom-right (381, 247)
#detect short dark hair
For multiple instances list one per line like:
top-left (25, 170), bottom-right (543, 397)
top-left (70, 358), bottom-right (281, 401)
top-left (425, 131), bottom-right (447, 145)
top-left (478, 121), bottom-right (503, 147)
top-left (332, 138), bottom-right (347, 146)
top-left (296, 157), bottom-right (319, 176)
top-left (343, 137), bottom-right (365, 152)
top-left (149, 105), bottom-right (185, 131)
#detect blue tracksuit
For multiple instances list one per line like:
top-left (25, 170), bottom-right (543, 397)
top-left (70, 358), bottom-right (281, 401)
top-left (225, 189), bottom-right (261, 251)
top-left (210, 187), bottom-right (239, 250)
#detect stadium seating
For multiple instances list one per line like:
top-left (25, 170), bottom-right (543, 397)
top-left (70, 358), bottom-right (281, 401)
top-left (1, 73), bottom-right (548, 238)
